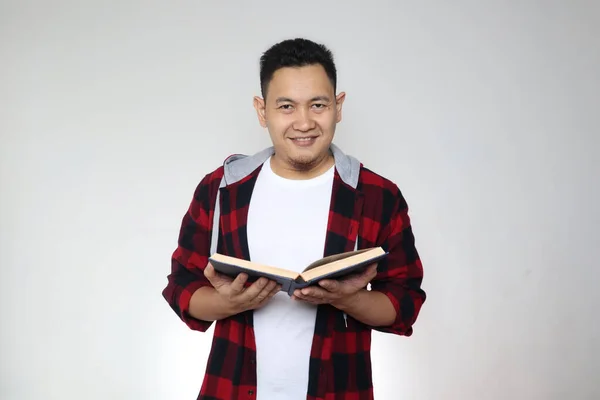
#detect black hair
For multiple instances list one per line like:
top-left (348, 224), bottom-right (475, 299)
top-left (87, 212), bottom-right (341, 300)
top-left (259, 38), bottom-right (337, 98)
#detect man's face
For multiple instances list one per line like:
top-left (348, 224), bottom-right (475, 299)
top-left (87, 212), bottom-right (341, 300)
top-left (254, 64), bottom-right (345, 172)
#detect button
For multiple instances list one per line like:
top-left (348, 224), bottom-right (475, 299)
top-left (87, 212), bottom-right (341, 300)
top-left (248, 390), bottom-right (254, 395)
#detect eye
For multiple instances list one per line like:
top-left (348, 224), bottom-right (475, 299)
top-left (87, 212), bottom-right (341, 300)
top-left (312, 103), bottom-right (325, 109)
top-left (278, 104), bottom-right (293, 110)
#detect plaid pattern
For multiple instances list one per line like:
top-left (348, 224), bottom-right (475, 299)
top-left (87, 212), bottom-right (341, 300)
top-left (163, 160), bottom-right (426, 400)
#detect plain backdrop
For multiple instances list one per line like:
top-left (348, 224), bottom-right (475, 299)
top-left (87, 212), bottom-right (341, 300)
top-left (1, 1), bottom-right (599, 399)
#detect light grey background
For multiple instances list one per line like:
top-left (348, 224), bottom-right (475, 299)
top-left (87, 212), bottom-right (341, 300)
top-left (1, 1), bottom-right (599, 399)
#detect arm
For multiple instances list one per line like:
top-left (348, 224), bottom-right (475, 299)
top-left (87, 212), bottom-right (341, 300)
top-left (162, 171), bottom-right (279, 330)
top-left (332, 287), bottom-right (397, 327)
top-left (368, 186), bottom-right (426, 336)
top-left (294, 264), bottom-right (398, 327)
top-left (293, 186), bottom-right (426, 335)
top-left (161, 172), bottom-right (221, 332)
top-left (189, 286), bottom-right (236, 322)
top-left (189, 265), bottom-right (280, 322)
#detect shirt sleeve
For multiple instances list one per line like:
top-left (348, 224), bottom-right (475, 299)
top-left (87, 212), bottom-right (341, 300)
top-left (162, 171), bottom-right (221, 332)
top-left (369, 186), bottom-right (426, 336)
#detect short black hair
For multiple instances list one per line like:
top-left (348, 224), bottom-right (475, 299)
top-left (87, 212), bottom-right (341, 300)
top-left (259, 38), bottom-right (337, 98)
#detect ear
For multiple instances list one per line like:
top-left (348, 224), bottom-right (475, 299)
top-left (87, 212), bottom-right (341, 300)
top-left (335, 92), bottom-right (346, 123)
top-left (253, 96), bottom-right (267, 128)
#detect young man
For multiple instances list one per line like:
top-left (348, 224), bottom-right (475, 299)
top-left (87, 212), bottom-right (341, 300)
top-left (162, 38), bottom-right (426, 400)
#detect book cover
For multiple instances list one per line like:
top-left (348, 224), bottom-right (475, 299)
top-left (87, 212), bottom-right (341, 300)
top-left (208, 247), bottom-right (388, 296)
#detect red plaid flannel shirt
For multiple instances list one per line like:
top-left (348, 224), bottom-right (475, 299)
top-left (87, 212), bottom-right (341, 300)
top-left (162, 147), bottom-right (426, 400)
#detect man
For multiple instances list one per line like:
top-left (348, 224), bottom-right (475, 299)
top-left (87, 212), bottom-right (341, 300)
top-left (162, 38), bottom-right (426, 400)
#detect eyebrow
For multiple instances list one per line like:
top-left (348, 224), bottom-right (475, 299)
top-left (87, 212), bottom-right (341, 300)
top-left (275, 96), bottom-right (332, 104)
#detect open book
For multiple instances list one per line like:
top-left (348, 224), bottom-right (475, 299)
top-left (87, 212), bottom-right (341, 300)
top-left (208, 247), bottom-right (388, 296)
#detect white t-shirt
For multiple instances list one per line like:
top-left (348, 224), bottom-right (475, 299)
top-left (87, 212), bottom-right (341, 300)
top-left (247, 157), bottom-right (334, 400)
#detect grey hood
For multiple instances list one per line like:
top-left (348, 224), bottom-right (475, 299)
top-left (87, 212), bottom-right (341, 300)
top-left (221, 143), bottom-right (361, 189)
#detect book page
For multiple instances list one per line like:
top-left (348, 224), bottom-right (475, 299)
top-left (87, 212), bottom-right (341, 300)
top-left (302, 248), bottom-right (372, 272)
top-left (210, 253), bottom-right (300, 280)
top-left (299, 247), bottom-right (385, 282)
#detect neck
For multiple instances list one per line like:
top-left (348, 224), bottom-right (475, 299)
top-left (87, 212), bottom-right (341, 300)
top-left (270, 152), bottom-right (334, 180)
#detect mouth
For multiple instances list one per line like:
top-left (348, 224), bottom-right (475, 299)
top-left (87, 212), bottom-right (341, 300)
top-left (289, 136), bottom-right (318, 147)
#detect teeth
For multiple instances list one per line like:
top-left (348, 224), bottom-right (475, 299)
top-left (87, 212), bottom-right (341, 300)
top-left (294, 137), bottom-right (313, 141)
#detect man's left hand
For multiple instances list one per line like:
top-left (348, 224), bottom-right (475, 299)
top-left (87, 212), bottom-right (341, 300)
top-left (292, 263), bottom-right (378, 308)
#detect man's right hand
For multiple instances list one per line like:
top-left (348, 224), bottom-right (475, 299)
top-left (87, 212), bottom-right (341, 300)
top-left (204, 262), bottom-right (281, 315)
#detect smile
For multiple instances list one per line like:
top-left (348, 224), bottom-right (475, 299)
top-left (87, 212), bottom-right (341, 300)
top-left (290, 136), bottom-right (318, 147)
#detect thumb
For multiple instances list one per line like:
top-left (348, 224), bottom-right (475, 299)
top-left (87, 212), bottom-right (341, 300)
top-left (365, 263), bottom-right (378, 276)
top-left (319, 279), bottom-right (339, 292)
top-left (204, 263), bottom-right (228, 289)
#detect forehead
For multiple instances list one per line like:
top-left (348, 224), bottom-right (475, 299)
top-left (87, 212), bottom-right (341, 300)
top-left (266, 64), bottom-right (334, 99)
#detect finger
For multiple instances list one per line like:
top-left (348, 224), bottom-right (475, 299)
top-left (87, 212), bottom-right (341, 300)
top-left (240, 277), bottom-right (269, 301)
top-left (205, 263), bottom-right (235, 284)
top-left (367, 263), bottom-right (378, 275)
top-left (204, 263), bottom-right (222, 288)
top-left (340, 264), bottom-right (378, 286)
top-left (355, 265), bottom-right (377, 287)
top-left (294, 292), bottom-right (323, 305)
top-left (301, 287), bottom-right (334, 301)
top-left (268, 284), bottom-right (281, 298)
top-left (317, 279), bottom-right (340, 292)
top-left (254, 280), bottom-right (278, 304)
top-left (254, 284), bottom-right (282, 308)
top-left (366, 264), bottom-right (378, 280)
top-left (229, 273), bottom-right (249, 295)
top-left (204, 263), bottom-right (215, 279)
top-left (357, 263), bottom-right (377, 278)
top-left (260, 283), bottom-right (281, 304)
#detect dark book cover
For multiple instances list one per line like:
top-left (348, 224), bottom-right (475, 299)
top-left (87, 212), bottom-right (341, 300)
top-left (209, 251), bottom-right (388, 296)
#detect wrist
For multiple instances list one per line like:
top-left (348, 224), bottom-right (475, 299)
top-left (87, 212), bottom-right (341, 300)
top-left (332, 289), bottom-right (366, 312)
top-left (218, 293), bottom-right (244, 317)
top-left (208, 289), bottom-right (243, 318)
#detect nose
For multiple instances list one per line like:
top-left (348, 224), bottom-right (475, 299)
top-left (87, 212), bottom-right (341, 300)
top-left (292, 107), bottom-right (316, 132)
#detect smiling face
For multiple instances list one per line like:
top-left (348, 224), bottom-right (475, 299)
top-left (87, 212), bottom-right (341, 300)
top-left (254, 64), bottom-right (346, 179)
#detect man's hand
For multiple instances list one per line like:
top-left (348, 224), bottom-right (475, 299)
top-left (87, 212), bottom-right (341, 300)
top-left (204, 262), bottom-right (281, 315)
top-left (292, 263), bottom-right (378, 309)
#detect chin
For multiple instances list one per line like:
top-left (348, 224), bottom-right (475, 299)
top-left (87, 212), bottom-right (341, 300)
top-left (288, 155), bottom-right (319, 171)
top-left (276, 139), bottom-right (333, 170)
